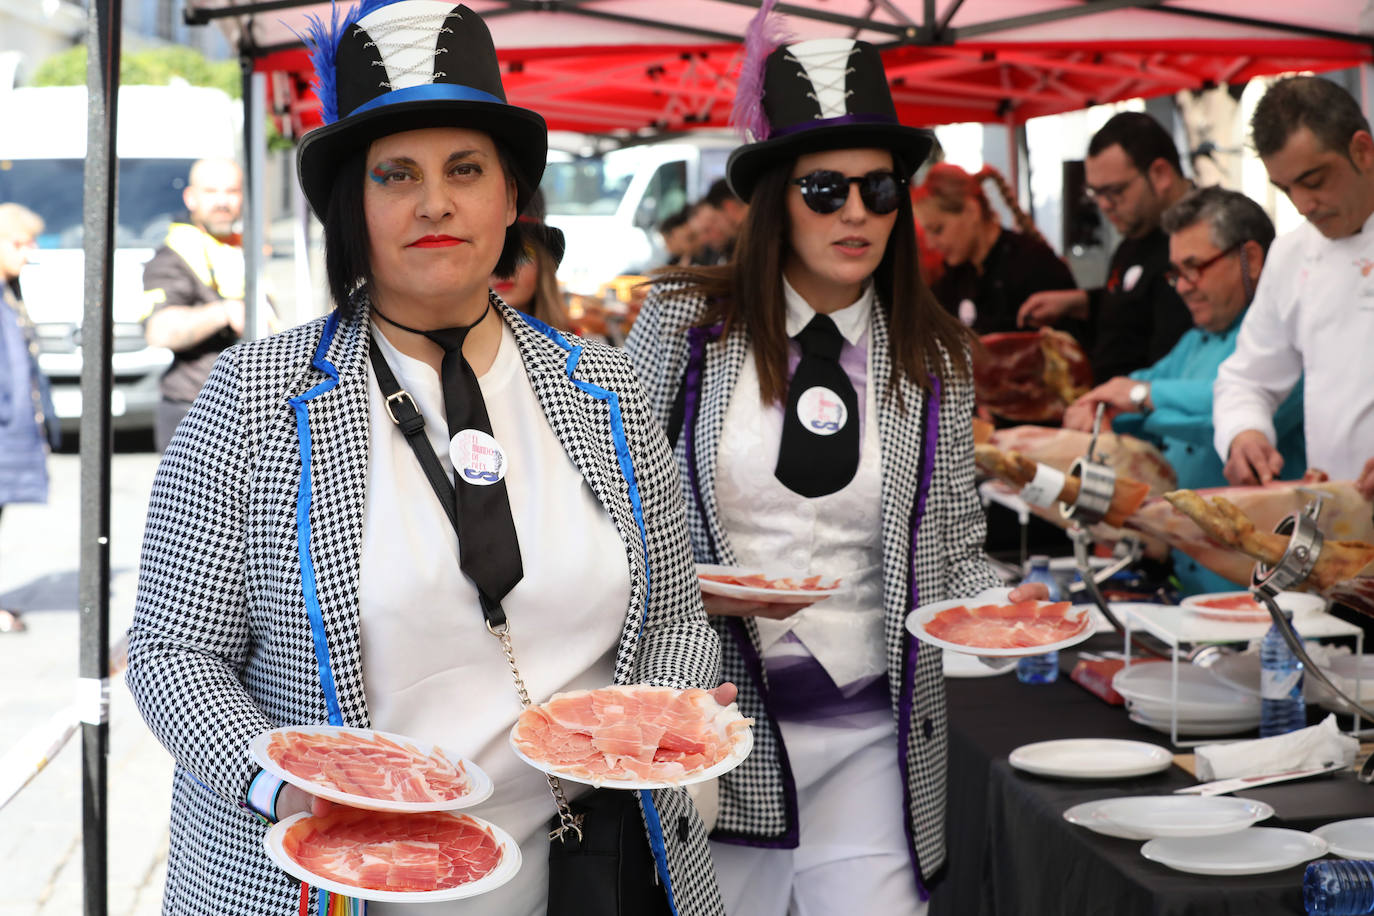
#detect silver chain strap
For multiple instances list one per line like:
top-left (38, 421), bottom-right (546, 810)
top-left (486, 620), bottom-right (584, 842)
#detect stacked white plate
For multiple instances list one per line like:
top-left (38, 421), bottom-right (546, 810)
top-left (1112, 662), bottom-right (1260, 736)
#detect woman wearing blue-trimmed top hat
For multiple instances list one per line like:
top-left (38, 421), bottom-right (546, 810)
top-left (624, 5), bottom-right (1048, 912)
top-left (126, 3), bottom-right (728, 914)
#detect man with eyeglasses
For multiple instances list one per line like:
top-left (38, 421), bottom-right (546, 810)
top-left (1018, 112), bottom-right (1194, 384)
top-left (1064, 187), bottom-right (1304, 594)
top-left (1214, 76), bottom-right (1374, 501)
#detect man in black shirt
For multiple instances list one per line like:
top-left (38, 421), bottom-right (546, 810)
top-left (1018, 112), bottom-right (1194, 383)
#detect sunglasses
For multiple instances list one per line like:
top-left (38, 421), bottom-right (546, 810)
top-left (790, 169), bottom-right (907, 215)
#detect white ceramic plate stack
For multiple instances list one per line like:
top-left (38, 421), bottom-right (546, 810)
top-left (1063, 796), bottom-right (1327, 874)
top-left (1111, 662), bottom-right (1261, 736)
top-left (1064, 795), bottom-right (1274, 841)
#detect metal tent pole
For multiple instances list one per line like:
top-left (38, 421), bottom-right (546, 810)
top-left (79, 0), bottom-right (120, 913)
top-left (241, 59), bottom-right (267, 340)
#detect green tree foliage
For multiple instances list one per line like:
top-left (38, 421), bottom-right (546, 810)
top-left (30, 45), bottom-right (241, 98)
top-left (29, 45), bottom-right (296, 150)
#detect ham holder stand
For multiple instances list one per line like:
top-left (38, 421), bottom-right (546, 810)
top-left (1051, 407), bottom-right (1369, 747)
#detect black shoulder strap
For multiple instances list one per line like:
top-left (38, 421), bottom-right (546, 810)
top-left (366, 337), bottom-right (460, 536)
top-left (666, 366), bottom-right (689, 449)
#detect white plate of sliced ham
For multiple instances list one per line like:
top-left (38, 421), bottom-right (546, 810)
top-left (509, 684), bottom-right (754, 789)
top-left (1180, 590), bottom-right (1326, 624)
top-left (250, 726), bottom-right (493, 813)
top-left (906, 588), bottom-right (1093, 658)
top-left (696, 564), bottom-right (842, 603)
top-left (264, 808), bottom-right (520, 902)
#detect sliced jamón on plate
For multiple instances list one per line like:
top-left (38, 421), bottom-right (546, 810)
top-left (510, 684), bottom-right (753, 789)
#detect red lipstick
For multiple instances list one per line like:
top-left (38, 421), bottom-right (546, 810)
top-left (408, 235), bottom-right (463, 248)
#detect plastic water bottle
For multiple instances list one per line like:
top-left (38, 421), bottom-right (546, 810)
top-left (1304, 860), bottom-right (1374, 915)
top-left (1016, 556), bottom-right (1063, 684)
top-left (1259, 610), bottom-right (1306, 737)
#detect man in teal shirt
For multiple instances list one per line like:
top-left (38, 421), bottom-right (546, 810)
top-left (1064, 186), bottom-right (1305, 594)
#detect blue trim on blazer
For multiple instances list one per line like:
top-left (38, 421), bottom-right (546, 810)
top-left (288, 309), bottom-right (345, 727)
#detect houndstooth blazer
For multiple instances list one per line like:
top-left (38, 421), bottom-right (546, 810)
top-left (126, 297), bottom-right (725, 916)
top-left (623, 280), bottom-right (1000, 891)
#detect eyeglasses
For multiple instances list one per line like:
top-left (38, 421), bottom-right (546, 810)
top-left (1164, 244), bottom-right (1241, 287)
top-left (790, 169), bottom-right (907, 215)
top-left (1084, 172), bottom-right (1143, 206)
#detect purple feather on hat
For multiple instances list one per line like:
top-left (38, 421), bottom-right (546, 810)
top-left (731, 0), bottom-right (793, 143)
top-left (296, 0), bottom-right (394, 124)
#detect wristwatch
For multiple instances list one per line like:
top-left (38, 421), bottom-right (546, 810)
top-left (1128, 382), bottom-right (1151, 413)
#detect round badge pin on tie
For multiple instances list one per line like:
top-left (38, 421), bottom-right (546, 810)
top-left (450, 429), bottom-right (508, 486)
top-left (797, 386), bottom-right (847, 436)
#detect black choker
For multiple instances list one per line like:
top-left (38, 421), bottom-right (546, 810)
top-left (371, 301), bottom-right (492, 337)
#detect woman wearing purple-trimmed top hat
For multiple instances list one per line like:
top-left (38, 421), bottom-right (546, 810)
top-left (624, 6), bottom-right (1048, 912)
top-left (125, 3), bottom-right (730, 914)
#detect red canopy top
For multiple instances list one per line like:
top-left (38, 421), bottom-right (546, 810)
top-left (189, 1), bottom-right (1372, 136)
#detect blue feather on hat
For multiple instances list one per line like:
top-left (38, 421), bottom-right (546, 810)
top-left (296, 0), bottom-right (395, 124)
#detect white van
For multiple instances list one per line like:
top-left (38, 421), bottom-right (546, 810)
top-left (0, 83), bottom-right (240, 434)
top-left (541, 134), bottom-right (737, 294)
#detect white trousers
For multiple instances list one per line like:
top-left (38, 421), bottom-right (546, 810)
top-left (710, 709), bottom-right (928, 916)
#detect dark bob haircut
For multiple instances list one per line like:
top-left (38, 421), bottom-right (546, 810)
top-left (322, 141), bottom-right (528, 313)
top-left (1087, 111), bottom-right (1183, 177)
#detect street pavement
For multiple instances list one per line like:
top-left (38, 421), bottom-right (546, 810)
top-left (0, 221), bottom-right (323, 915)
top-left (0, 445), bottom-right (170, 915)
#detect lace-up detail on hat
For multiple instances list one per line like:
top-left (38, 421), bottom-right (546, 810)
top-left (784, 43), bottom-right (860, 118)
top-left (356, 12), bottom-right (457, 89)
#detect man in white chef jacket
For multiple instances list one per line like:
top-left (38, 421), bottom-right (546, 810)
top-left (1214, 75), bottom-right (1374, 500)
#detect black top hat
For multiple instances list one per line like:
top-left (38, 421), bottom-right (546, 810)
top-left (296, 0), bottom-right (547, 220)
top-left (726, 38), bottom-right (933, 201)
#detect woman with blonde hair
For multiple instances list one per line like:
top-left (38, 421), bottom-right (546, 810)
top-left (914, 162), bottom-right (1076, 334)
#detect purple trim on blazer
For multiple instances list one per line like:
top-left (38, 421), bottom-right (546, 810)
top-left (896, 375), bottom-right (942, 901)
top-left (682, 323), bottom-right (721, 562)
top-left (710, 617), bottom-right (802, 850)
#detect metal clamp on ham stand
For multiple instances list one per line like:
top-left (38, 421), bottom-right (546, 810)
top-left (1248, 500), bottom-right (1374, 743)
top-left (1059, 405), bottom-right (1148, 644)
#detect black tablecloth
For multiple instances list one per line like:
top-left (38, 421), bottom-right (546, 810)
top-left (932, 640), bottom-right (1374, 916)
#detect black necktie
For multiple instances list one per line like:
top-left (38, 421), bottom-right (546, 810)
top-left (774, 313), bottom-right (861, 498)
top-left (417, 307), bottom-right (524, 612)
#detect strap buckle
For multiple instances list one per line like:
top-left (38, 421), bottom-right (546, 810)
top-left (384, 389), bottom-right (420, 427)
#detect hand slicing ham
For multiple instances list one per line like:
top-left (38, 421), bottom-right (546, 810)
top-left (973, 329), bottom-right (1092, 422)
top-left (280, 808), bottom-right (502, 893)
top-left (974, 443), bottom-right (1150, 526)
top-left (922, 601), bottom-right (1088, 650)
top-left (511, 685), bottom-right (752, 786)
top-left (1161, 488), bottom-right (1374, 613)
top-left (266, 730), bottom-right (470, 804)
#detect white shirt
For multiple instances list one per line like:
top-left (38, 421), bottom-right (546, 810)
top-left (1213, 212), bottom-right (1374, 479)
top-left (359, 320), bottom-right (630, 916)
top-left (714, 279), bottom-right (886, 688)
